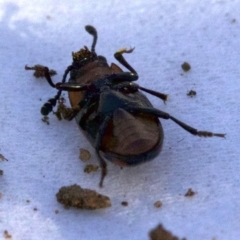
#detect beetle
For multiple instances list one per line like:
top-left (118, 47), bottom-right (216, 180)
top-left (26, 25), bottom-right (225, 187)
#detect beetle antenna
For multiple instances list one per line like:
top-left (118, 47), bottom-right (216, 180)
top-left (85, 25), bottom-right (97, 54)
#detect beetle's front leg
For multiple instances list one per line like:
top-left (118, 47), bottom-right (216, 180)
top-left (114, 47), bottom-right (137, 74)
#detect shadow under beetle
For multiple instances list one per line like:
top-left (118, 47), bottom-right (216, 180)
top-left (26, 25), bottom-right (225, 187)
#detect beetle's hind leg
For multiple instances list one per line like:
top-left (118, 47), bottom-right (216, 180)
top-left (94, 116), bottom-right (111, 187)
top-left (129, 107), bottom-right (226, 138)
top-left (97, 153), bottom-right (107, 188)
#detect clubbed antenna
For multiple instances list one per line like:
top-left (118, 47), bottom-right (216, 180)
top-left (85, 25), bottom-right (98, 54)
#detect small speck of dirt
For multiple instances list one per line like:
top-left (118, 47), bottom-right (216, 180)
top-left (181, 62), bottom-right (191, 72)
top-left (33, 207), bottom-right (38, 211)
top-left (84, 164), bottom-right (99, 173)
top-left (25, 64), bottom-right (57, 78)
top-left (154, 201), bottom-right (162, 208)
top-left (0, 193), bottom-right (2, 199)
top-left (79, 148), bottom-right (91, 161)
top-left (0, 170), bottom-right (3, 176)
top-left (187, 90), bottom-right (196, 97)
top-left (56, 184), bottom-right (111, 210)
top-left (26, 200), bottom-right (30, 203)
top-left (184, 188), bottom-right (196, 197)
top-left (121, 201), bottom-right (128, 206)
top-left (4, 230), bottom-right (12, 239)
top-left (149, 224), bottom-right (186, 240)
top-left (55, 209), bottom-right (59, 214)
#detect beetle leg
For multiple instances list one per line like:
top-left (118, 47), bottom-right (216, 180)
top-left (55, 82), bottom-right (89, 91)
top-left (44, 66), bottom-right (73, 88)
top-left (114, 47), bottom-right (137, 74)
top-left (138, 86), bottom-right (168, 102)
top-left (129, 107), bottom-right (226, 138)
top-left (107, 72), bottom-right (138, 82)
top-left (39, 66), bottom-right (74, 116)
top-left (95, 116), bottom-right (111, 187)
top-left (112, 82), bottom-right (168, 102)
top-left (98, 154), bottom-right (107, 188)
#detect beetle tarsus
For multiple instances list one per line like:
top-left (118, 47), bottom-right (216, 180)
top-left (98, 153), bottom-right (107, 188)
top-left (114, 47), bottom-right (137, 74)
top-left (169, 116), bottom-right (225, 138)
top-left (196, 131), bottom-right (226, 138)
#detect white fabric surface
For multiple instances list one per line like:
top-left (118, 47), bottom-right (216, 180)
top-left (0, 1), bottom-right (239, 239)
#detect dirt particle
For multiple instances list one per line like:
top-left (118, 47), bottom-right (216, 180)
top-left (187, 90), bottom-right (196, 97)
top-left (25, 64), bottom-right (57, 78)
top-left (0, 170), bottom-right (3, 176)
top-left (149, 224), bottom-right (186, 240)
top-left (33, 207), bottom-right (38, 211)
top-left (154, 200), bottom-right (162, 208)
top-left (55, 209), bottom-right (59, 214)
top-left (79, 148), bottom-right (91, 161)
top-left (121, 201), bottom-right (128, 206)
top-left (4, 230), bottom-right (12, 239)
top-left (181, 62), bottom-right (191, 72)
top-left (26, 200), bottom-right (30, 203)
top-left (0, 193), bottom-right (2, 199)
top-left (184, 188), bottom-right (196, 197)
top-left (53, 97), bottom-right (73, 121)
top-left (84, 164), bottom-right (99, 173)
top-left (56, 184), bottom-right (111, 210)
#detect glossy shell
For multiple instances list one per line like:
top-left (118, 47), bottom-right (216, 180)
top-left (68, 61), bottom-right (163, 166)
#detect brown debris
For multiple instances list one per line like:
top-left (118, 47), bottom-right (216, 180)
top-left (4, 230), bottom-right (12, 239)
top-left (84, 164), bottom-right (99, 173)
top-left (149, 224), bottom-right (186, 240)
top-left (184, 188), bottom-right (196, 197)
top-left (154, 200), bottom-right (163, 208)
top-left (181, 62), bottom-right (191, 72)
top-left (79, 148), bottom-right (91, 162)
top-left (121, 201), bottom-right (128, 206)
top-left (186, 90), bottom-right (196, 97)
top-left (56, 184), bottom-right (111, 210)
top-left (25, 64), bottom-right (57, 78)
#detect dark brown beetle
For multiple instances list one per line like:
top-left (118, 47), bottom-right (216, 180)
top-left (26, 26), bottom-right (225, 187)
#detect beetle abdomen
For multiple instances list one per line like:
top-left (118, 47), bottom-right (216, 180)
top-left (112, 108), bottom-right (160, 155)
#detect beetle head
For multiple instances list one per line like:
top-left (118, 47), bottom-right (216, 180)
top-left (72, 46), bottom-right (97, 67)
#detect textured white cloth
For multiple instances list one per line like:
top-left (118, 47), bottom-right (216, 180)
top-left (0, 1), bottom-right (239, 239)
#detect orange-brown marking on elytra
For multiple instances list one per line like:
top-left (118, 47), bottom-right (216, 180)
top-left (101, 109), bottom-right (161, 156)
